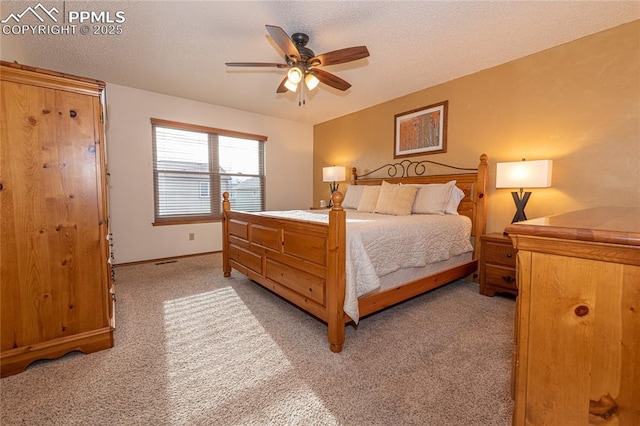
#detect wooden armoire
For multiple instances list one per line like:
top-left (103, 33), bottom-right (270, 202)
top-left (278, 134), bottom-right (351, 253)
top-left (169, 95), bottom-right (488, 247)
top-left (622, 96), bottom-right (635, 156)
top-left (0, 61), bottom-right (114, 377)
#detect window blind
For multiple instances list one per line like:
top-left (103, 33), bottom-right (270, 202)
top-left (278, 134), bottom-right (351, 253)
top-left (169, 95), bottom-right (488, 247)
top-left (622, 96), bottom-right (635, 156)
top-left (151, 120), bottom-right (265, 223)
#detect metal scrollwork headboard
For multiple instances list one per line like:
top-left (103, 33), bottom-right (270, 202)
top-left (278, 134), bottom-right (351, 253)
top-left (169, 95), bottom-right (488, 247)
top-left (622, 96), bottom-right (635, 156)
top-left (352, 158), bottom-right (477, 181)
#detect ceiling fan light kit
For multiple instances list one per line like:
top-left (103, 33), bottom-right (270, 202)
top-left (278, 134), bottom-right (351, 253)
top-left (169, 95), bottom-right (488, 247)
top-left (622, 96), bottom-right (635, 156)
top-left (284, 79), bottom-right (298, 92)
top-left (287, 67), bottom-right (303, 84)
top-left (305, 73), bottom-right (320, 91)
top-left (283, 67), bottom-right (319, 93)
top-left (226, 25), bottom-right (369, 104)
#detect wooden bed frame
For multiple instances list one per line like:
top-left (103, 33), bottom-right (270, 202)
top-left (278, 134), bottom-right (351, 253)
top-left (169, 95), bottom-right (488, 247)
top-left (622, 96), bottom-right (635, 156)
top-left (222, 154), bottom-right (488, 352)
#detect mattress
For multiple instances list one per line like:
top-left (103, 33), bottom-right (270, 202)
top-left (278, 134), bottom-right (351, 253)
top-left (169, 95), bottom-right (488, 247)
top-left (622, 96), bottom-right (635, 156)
top-left (377, 251), bottom-right (472, 292)
top-left (256, 209), bottom-right (474, 323)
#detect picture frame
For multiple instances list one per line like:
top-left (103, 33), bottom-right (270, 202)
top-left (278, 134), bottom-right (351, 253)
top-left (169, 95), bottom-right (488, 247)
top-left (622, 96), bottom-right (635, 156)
top-left (394, 100), bottom-right (448, 158)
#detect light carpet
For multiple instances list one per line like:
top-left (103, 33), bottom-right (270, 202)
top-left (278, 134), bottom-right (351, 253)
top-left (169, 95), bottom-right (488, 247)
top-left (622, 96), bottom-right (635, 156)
top-left (0, 253), bottom-right (515, 425)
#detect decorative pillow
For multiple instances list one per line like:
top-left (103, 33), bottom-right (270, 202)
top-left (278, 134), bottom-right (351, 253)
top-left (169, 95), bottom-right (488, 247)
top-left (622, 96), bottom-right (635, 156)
top-left (342, 184), bottom-right (365, 209)
top-left (356, 185), bottom-right (381, 212)
top-left (446, 186), bottom-right (465, 215)
top-left (374, 181), bottom-right (418, 216)
top-left (411, 180), bottom-right (457, 215)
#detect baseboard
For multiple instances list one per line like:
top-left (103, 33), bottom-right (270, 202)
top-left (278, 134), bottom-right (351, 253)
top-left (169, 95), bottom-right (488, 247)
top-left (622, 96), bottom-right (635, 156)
top-left (113, 251), bottom-right (220, 267)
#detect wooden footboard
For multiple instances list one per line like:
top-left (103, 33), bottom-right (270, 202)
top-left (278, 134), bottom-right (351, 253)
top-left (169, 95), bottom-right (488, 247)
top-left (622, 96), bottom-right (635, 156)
top-left (223, 192), bottom-right (348, 352)
top-left (222, 154), bottom-right (488, 352)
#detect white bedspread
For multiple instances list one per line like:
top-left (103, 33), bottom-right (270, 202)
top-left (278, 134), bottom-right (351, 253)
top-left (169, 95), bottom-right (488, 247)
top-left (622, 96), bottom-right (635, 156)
top-left (256, 210), bottom-right (473, 323)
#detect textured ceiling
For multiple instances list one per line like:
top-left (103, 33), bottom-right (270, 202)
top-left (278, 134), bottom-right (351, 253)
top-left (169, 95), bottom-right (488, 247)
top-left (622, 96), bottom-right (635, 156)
top-left (2, 1), bottom-right (639, 124)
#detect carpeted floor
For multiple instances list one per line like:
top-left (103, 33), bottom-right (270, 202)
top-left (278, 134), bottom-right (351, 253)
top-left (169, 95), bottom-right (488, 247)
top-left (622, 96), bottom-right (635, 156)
top-left (1, 253), bottom-right (515, 425)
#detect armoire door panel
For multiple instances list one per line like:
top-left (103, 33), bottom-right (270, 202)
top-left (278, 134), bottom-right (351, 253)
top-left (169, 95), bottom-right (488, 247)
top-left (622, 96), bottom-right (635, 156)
top-left (1, 61), bottom-right (113, 377)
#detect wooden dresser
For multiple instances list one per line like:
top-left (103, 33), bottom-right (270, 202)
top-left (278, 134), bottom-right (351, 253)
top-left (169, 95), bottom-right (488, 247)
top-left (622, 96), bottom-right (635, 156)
top-left (1, 62), bottom-right (114, 377)
top-left (479, 232), bottom-right (517, 296)
top-left (506, 207), bottom-right (639, 425)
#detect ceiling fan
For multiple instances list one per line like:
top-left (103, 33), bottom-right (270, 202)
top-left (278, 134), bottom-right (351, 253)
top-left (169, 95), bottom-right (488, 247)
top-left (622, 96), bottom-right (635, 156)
top-left (226, 25), bottom-right (370, 98)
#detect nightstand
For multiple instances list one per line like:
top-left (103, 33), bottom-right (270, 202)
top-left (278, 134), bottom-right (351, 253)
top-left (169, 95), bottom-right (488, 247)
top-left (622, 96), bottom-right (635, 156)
top-left (479, 232), bottom-right (517, 297)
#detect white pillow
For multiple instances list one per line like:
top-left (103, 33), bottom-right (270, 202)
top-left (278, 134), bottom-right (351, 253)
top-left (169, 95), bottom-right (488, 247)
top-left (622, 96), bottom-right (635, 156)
top-left (374, 181), bottom-right (418, 216)
top-left (446, 186), bottom-right (465, 215)
top-left (342, 184), bottom-right (365, 209)
top-left (411, 180), bottom-right (457, 215)
top-left (356, 185), bottom-right (381, 212)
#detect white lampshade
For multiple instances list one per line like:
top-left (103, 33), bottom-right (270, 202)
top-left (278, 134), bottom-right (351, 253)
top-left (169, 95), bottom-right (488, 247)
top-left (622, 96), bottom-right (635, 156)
top-left (496, 160), bottom-right (553, 189)
top-left (287, 67), bottom-right (303, 84)
top-left (284, 79), bottom-right (298, 92)
top-left (323, 166), bottom-right (346, 183)
top-left (305, 73), bottom-right (320, 91)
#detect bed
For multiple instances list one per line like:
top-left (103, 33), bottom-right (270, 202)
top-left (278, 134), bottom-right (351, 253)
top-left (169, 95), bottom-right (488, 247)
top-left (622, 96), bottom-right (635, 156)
top-left (222, 154), bottom-right (488, 352)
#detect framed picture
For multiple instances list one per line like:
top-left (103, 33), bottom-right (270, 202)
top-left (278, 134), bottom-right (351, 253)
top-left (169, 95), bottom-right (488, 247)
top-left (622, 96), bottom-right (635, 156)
top-left (394, 100), bottom-right (448, 158)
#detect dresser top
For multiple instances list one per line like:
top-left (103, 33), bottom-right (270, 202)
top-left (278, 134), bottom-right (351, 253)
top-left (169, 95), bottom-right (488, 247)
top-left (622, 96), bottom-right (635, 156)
top-left (505, 206), bottom-right (640, 247)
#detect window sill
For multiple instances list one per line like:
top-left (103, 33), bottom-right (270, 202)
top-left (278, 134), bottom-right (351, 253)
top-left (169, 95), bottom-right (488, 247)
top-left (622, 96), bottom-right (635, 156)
top-left (152, 217), bottom-right (222, 226)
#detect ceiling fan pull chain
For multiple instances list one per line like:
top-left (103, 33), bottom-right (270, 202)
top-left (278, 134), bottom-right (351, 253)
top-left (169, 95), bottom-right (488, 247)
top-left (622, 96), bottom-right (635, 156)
top-left (298, 82), bottom-right (303, 106)
top-left (302, 82), bottom-right (306, 106)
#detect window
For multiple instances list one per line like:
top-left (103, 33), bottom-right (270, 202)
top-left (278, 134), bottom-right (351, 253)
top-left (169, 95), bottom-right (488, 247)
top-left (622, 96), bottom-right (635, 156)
top-left (199, 181), bottom-right (210, 198)
top-left (151, 118), bottom-right (266, 224)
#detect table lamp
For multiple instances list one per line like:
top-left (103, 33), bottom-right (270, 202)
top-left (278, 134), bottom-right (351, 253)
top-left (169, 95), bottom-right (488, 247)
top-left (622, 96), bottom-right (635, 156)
top-left (322, 165), bottom-right (346, 207)
top-left (496, 159), bottom-right (552, 223)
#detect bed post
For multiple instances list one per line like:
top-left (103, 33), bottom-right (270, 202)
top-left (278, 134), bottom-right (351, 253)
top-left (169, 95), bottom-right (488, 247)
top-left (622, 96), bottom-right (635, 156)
top-left (327, 190), bottom-right (347, 352)
top-left (222, 192), bottom-right (231, 277)
top-left (473, 154), bottom-right (489, 260)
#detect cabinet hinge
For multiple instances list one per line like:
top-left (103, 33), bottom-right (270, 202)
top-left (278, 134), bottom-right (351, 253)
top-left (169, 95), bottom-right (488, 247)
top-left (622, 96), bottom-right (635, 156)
top-left (100, 111), bottom-right (104, 124)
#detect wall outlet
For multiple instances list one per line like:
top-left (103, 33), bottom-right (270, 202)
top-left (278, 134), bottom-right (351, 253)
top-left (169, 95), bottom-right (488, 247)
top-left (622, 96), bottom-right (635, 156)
top-left (188, 232), bottom-right (195, 241)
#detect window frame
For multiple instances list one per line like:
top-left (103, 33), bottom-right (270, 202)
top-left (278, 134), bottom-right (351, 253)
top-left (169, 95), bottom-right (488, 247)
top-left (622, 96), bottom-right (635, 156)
top-left (151, 118), bottom-right (267, 226)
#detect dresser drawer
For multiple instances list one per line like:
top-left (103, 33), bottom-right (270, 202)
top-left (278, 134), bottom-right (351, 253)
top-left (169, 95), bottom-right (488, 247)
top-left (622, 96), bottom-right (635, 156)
top-left (484, 242), bottom-right (516, 267)
top-left (484, 264), bottom-right (517, 291)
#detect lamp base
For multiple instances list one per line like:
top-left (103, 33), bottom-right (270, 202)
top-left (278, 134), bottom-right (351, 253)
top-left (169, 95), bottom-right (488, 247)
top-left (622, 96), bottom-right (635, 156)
top-left (328, 182), bottom-right (339, 208)
top-left (511, 191), bottom-right (531, 223)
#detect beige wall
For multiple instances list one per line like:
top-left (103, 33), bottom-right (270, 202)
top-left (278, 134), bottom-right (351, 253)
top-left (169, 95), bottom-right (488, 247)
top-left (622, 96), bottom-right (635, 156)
top-left (106, 84), bottom-right (313, 264)
top-left (314, 21), bottom-right (640, 233)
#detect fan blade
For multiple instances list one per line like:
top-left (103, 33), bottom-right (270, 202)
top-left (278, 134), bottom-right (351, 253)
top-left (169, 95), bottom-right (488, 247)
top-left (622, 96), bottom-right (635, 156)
top-left (308, 46), bottom-right (369, 67)
top-left (266, 25), bottom-right (300, 62)
top-left (313, 69), bottom-right (351, 91)
top-left (276, 76), bottom-right (289, 93)
top-left (226, 62), bottom-right (289, 68)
